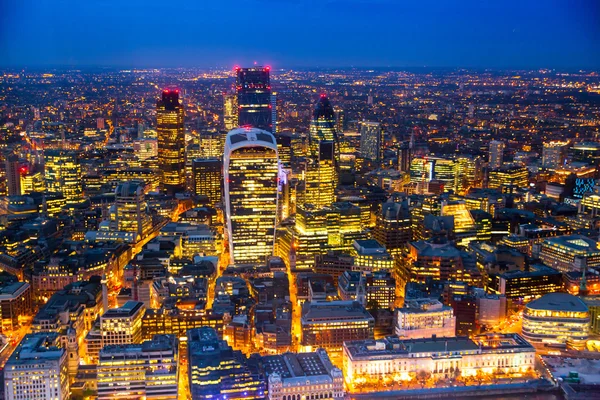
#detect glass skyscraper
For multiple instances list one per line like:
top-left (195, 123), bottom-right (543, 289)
top-left (236, 66), bottom-right (272, 131)
top-left (224, 127), bottom-right (279, 265)
top-left (359, 121), bottom-right (383, 161)
top-left (157, 89), bottom-right (185, 192)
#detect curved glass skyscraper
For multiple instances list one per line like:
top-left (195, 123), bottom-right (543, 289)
top-left (224, 128), bottom-right (279, 265)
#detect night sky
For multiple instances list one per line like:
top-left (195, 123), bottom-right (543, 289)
top-left (1, 0), bottom-right (599, 69)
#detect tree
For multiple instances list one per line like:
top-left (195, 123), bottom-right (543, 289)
top-left (417, 370), bottom-right (431, 388)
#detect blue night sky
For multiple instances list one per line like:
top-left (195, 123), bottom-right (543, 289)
top-left (0, 0), bottom-right (598, 69)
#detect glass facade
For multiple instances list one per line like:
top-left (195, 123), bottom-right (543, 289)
top-left (224, 128), bottom-right (279, 265)
top-left (236, 66), bottom-right (272, 131)
top-left (157, 89), bottom-right (186, 190)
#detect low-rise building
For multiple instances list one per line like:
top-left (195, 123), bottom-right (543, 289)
top-left (4, 333), bottom-right (70, 400)
top-left (301, 301), bottom-right (374, 352)
top-left (264, 349), bottom-right (344, 400)
top-left (522, 292), bottom-right (590, 349)
top-left (343, 333), bottom-right (536, 385)
top-left (97, 335), bottom-right (178, 400)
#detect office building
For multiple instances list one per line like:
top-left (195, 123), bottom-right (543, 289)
top-left (350, 239), bottom-right (394, 273)
top-left (488, 140), bottom-right (505, 169)
top-left (114, 180), bottom-right (153, 242)
top-left (404, 241), bottom-right (470, 283)
top-left (343, 333), bottom-right (535, 385)
top-left (365, 270), bottom-right (396, 309)
top-left (476, 293), bottom-right (507, 327)
top-left (488, 264), bottom-right (563, 300)
top-left (263, 349), bottom-right (344, 400)
top-left (300, 300), bottom-right (374, 352)
top-left (236, 66), bottom-right (272, 131)
top-left (359, 121), bottom-right (383, 161)
top-left (374, 198), bottom-right (412, 253)
top-left (223, 91), bottom-right (238, 130)
top-left (542, 141), bottom-right (569, 169)
top-left (271, 92), bottom-right (278, 134)
top-left (96, 335), bottom-right (178, 400)
top-left (224, 128), bottom-right (279, 265)
top-left (310, 94), bottom-right (339, 159)
top-left (522, 293), bottom-right (589, 349)
top-left (187, 327), bottom-right (265, 400)
top-left (100, 301), bottom-right (145, 347)
top-left (157, 88), bottom-right (186, 191)
top-left (44, 149), bottom-right (83, 204)
top-left (4, 333), bottom-right (70, 400)
top-left (0, 281), bottom-right (32, 333)
top-left (440, 201), bottom-right (477, 248)
top-left (539, 234), bottom-right (600, 273)
top-left (395, 298), bottom-right (456, 339)
top-left (488, 164), bottom-right (528, 193)
top-left (192, 158), bottom-right (222, 205)
top-left (5, 153), bottom-right (22, 196)
top-left (303, 141), bottom-right (336, 208)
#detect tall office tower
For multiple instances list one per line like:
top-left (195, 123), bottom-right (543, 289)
top-left (114, 181), bottom-right (153, 242)
top-left (374, 198), bottom-right (412, 254)
top-left (275, 131), bottom-right (292, 166)
top-left (192, 158), bottom-right (222, 205)
top-left (44, 149), bottom-right (83, 204)
top-left (334, 106), bottom-right (345, 133)
top-left (223, 92), bottom-right (238, 130)
top-left (271, 91), bottom-right (278, 134)
top-left (488, 140), bottom-right (505, 169)
top-left (308, 94), bottom-right (340, 192)
top-left (303, 141), bottom-right (335, 208)
top-left (542, 141), bottom-right (568, 169)
top-left (224, 128), bottom-right (279, 265)
top-left (157, 88), bottom-right (186, 192)
top-left (359, 121), bottom-right (383, 161)
top-left (5, 153), bottom-right (22, 196)
top-left (398, 141), bottom-right (411, 172)
top-left (97, 335), bottom-right (178, 400)
top-left (236, 66), bottom-right (272, 131)
top-left (310, 95), bottom-right (339, 154)
top-left (187, 327), bottom-right (266, 400)
top-left (4, 333), bottom-right (70, 400)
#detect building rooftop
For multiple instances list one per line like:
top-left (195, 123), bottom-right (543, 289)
top-left (301, 300), bottom-right (373, 322)
top-left (526, 293), bottom-right (588, 313)
top-left (102, 301), bottom-right (144, 318)
top-left (542, 234), bottom-right (600, 254)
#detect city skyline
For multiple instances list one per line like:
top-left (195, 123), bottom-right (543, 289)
top-left (1, 0), bottom-right (599, 69)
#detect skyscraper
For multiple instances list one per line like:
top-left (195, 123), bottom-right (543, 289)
top-left (306, 94), bottom-right (340, 198)
top-left (309, 94), bottom-right (339, 155)
top-left (192, 158), bottom-right (222, 206)
top-left (303, 141), bottom-right (335, 208)
top-left (359, 121), bottom-right (383, 161)
top-left (44, 150), bottom-right (82, 204)
top-left (488, 140), bottom-right (505, 170)
top-left (271, 91), bottom-right (278, 134)
top-left (224, 128), bottom-right (279, 265)
top-left (5, 153), bottom-right (22, 196)
top-left (223, 92), bottom-right (238, 131)
top-left (236, 66), bottom-right (272, 131)
top-left (157, 89), bottom-right (185, 192)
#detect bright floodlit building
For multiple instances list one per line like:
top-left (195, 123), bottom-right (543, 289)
top-left (343, 333), bottom-right (535, 385)
top-left (44, 149), bottom-right (83, 204)
top-left (4, 332), bottom-right (70, 400)
top-left (96, 334), bottom-right (179, 400)
top-left (521, 292), bottom-right (590, 349)
top-left (157, 88), bottom-right (186, 191)
top-left (192, 158), bottom-right (222, 206)
top-left (263, 349), bottom-right (344, 400)
top-left (224, 127), bottom-right (279, 265)
top-left (395, 298), bottom-right (456, 339)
